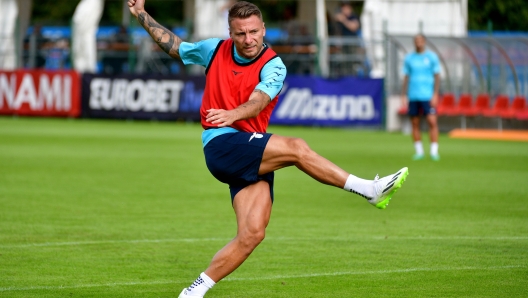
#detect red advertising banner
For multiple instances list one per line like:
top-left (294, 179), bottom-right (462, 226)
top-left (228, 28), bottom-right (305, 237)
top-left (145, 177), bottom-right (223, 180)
top-left (0, 70), bottom-right (81, 117)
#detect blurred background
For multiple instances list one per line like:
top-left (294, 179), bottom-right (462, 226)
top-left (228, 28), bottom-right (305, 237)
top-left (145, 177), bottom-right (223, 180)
top-left (1, 0), bottom-right (528, 131)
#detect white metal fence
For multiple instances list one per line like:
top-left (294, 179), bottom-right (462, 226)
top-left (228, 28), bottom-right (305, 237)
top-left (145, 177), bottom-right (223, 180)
top-left (385, 34), bottom-right (528, 100)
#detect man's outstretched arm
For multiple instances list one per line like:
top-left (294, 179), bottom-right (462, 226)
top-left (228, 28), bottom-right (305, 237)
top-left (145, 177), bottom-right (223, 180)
top-left (205, 90), bottom-right (271, 127)
top-left (128, 0), bottom-right (182, 60)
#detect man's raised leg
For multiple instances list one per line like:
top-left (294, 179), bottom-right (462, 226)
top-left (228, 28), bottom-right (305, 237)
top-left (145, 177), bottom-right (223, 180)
top-left (259, 135), bottom-right (408, 209)
top-left (259, 135), bottom-right (349, 186)
top-left (179, 180), bottom-right (272, 297)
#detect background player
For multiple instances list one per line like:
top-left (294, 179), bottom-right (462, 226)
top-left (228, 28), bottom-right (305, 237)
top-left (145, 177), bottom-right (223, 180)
top-left (401, 34), bottom-right (441, 161)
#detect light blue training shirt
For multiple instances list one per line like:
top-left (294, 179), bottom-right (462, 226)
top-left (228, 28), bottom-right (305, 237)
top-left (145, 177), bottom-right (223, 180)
top-left (402, 50), bottom-right (440, 101)
top-left (178, 38), bottom-right (287, 147)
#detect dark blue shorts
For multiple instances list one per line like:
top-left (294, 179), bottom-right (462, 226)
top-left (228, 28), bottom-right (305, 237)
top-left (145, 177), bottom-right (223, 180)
top-left (408, 101), bottom-right (436, 117)
top-left (203, 131), bottom-right (274, 204)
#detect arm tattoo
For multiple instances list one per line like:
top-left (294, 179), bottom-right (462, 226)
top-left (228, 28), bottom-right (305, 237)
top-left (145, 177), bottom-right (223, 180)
top-left (232, 90), bottom-right (270, 120)
top-left (253, 89), bottom-right (271, 101)
top-left (137, 12), bottom-right (182, 60)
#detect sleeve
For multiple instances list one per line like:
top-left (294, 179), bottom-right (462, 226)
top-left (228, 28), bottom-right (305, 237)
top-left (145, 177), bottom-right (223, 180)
top-left (255, 57), bottom-right (287, 101)
top-left (179, 38), bottom-right (222, 68)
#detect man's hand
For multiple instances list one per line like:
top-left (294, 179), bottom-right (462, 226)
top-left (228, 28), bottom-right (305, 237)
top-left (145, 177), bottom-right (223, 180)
top-left (432, 74), bottom-right (440, 108)
top-left (206, 109), bottom-right (239, 127)
top-left (127, 0), bottom-right (182, 59)
top-left (400, 95), bottom-right (408, 110)
top-left (335, 12), bottom-right (346, 23)
top-left (430, 93), bottom-right (439, 108)
top-left (128, 0), bottom-right (145, 17)
top-left (206, 91), bottom-right (270, 127)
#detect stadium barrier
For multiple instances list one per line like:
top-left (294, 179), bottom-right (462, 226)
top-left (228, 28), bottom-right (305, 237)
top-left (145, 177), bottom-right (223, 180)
top-left (81, 73), bottom-right (205, 121)
top-left (0, 70), bottom-right (385, 127)
top-left (82, 74), bottom-right (384, 127)
top-left (0, 69), bottom-right (81, 117)
top-left (271, 76), bottom-right (383, 127)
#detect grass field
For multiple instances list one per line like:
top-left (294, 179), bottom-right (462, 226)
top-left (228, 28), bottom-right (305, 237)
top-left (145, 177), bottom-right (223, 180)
top-left (0, 116), bottom-right (527, 297)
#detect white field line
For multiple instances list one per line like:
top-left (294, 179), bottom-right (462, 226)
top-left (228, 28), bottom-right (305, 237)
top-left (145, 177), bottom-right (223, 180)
top-left (0, 265), bottom-right (524, 292)
top-left (1, 236), bottom-right (528, 249)
top-left (0, 238), bottom-right (232, 248)
top-left (368, 236), bottom-right (528, 240)
top-left (225, 265), bottom-right (526, 281)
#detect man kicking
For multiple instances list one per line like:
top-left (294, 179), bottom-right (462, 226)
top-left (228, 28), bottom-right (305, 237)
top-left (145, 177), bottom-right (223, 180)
top-left (127, 1), bottom-right (409, 297)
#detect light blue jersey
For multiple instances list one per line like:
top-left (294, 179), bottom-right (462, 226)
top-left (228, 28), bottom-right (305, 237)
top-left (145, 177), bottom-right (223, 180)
top-left (179, 38), bottom-right (287, 147)
top-left (403, 50), bottom-right (440, 101)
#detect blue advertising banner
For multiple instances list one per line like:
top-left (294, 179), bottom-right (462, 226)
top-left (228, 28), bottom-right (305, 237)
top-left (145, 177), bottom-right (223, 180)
top-left (81, 74), bottom-right (384, 126)
top-left (81, 73), bottom-right (205, 121)
top-left (270, 76), bottom-right (384, 127)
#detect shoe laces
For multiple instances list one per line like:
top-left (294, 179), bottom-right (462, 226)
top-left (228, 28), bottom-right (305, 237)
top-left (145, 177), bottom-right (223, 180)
top-left (373, 174), bottom-right (386, 198)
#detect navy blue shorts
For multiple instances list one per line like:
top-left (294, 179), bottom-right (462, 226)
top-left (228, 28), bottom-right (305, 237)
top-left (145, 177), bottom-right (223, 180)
top-left (408, 101), bottom-right (436, 117)
top-left (203, 131), bottom-right (274, 203)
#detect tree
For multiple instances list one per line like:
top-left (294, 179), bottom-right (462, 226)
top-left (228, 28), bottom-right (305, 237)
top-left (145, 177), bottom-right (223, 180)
top-left (32, 0), bottom-right (78, 24)
top-left (468, 0), bottom-right (528, 31)
top-left (32, 0), bottom-right (183, 26)
top-left (30, 0), bottom-right (528, 32)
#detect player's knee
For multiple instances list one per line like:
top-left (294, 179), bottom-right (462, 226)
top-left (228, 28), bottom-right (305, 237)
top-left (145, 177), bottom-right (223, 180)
top-left (289, 138), bottom-right (311, 161)
top-left (239, 228), bottom-right (265, 251)
top-left (428, 119), bottom-right (438, 128)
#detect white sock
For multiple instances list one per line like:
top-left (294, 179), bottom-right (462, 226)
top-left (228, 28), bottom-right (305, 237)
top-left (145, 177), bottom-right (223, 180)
top-left (185, 272), bottom-right (215, 297)
top-left (430, 142), bottom-right (439, 156)
top-left (343, 174), bottom-right (375, 199)
top-left (414, 141), bottom-right (424, 155)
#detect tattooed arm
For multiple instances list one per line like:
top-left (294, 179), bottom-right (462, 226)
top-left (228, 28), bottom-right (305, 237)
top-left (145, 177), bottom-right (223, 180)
top-left (205, 90), bottom-right (271, 127)
top-left (128, 0), bottom-right (182, 60)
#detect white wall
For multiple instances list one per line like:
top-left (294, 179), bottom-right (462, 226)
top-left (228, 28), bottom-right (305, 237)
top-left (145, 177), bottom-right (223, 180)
top-left (72, 0), bottom-right (104, 73)
top-left (194, 0), bottom-right (231, 40)
top-left (0, 0), bottom-right (18, 69)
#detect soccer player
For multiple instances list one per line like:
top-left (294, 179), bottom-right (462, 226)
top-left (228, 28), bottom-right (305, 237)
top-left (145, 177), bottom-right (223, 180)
top-left (401, 34), bottom-right (441, 161)
top-left (128, 1), bottom-right (409, 297)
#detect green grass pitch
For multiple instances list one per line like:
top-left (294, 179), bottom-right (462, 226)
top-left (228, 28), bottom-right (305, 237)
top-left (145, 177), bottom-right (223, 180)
top-left (0, 116), bottom-right (527, 297)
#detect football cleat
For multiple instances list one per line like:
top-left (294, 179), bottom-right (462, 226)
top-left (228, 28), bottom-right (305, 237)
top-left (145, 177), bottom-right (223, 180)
top-left (412, 154), bottom-right (424, 161)
top-left (179, 288), bottom-right (203, 298)
top-left (368, 167), bottom-right (409, 209)
top-left (430, 154), bottom-right (440, 161)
